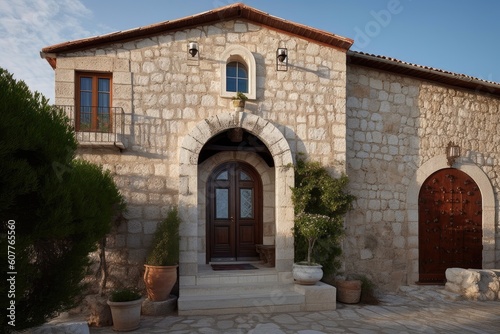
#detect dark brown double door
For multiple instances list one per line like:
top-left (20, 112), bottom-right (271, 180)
top-left (207, 162), bottom-right (262, 262)
top-left (418, 168), bottom-right (482, 284)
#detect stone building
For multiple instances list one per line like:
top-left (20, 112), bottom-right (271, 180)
top-left (41, 3), bottom-right (500, 313)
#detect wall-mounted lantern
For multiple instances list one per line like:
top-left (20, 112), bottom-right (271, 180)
top-left (276, 47), bottom-right (288, 71)
top-left (446, 141), bottom-right (461, 167)
top-left (188, 41), bottom-right (199, 57)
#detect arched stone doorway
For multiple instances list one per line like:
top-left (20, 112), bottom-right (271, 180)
top-left (406, 155), bottom-right (496, 285)
top-left (418, 168), bottom-right (482, 284)
top-left (178, 111), bottom-right (294, 283)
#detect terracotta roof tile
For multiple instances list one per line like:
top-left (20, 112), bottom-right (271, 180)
top-left (41, 2), bottom-right (353, 55)
top-left (40, 3), bottom-right (500, 96)
top-left (348, 51), bottom-right (500, 97)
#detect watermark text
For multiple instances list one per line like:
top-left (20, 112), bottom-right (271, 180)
top-left (6, 220), bottom-right (16, 327)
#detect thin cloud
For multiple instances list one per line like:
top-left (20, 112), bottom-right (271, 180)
top-left (0, 0), bottom-right (96, 102)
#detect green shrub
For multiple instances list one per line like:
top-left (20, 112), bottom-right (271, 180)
top-left (0, 68), bottom-right (125, 331)
top-left (291, 156), bottom-right (354, 275)
top-left (233, 91), bottom-right (248, 101)
top-left (146, 208), bottom-right (180, 266)
top-left (109, 288), bottom-right (142, 302)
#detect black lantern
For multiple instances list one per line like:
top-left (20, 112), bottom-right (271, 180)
top-left (276, 47), bottom-right (288, 71)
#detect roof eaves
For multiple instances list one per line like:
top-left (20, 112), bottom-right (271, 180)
top-left (348, 51), bottom-right (500, 97)
top-left (41, 3), bottom-right (353, 56)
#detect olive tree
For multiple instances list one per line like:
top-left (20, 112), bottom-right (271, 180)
top-left (291, 156), bottom-right (355, 276)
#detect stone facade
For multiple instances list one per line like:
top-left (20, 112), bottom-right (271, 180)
top-left (45, 5), bottom-right (500, 294)
top-left (53, 18), bottom-right (348, 288)
top-left (346, 65), bottom-right (500, 290)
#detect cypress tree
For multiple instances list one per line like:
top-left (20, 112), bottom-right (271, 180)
top-left (0, 68), bottom-right (125, 331)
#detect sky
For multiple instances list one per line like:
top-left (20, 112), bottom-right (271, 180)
top-left (1, 0), bottom-right (500, 103)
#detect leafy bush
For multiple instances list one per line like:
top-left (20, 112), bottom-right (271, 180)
top-left (109, 288), bottom-right (141, 302)
top-left (291, 156), bottom-right (354, 275)
top-left (0, 68), bottom-right (125, 331)
top-left (146, 208), bottom-right (180, 266)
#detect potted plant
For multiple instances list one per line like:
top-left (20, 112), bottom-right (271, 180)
top-left (336, 274), bottom-right (378, 304)
top-left (292, 213), bottom-right (333, 284)
top-left (232, 91), bottom-right (248, 110)
top-left (107, 288), bottom-right (143, 331)
top-left (143, 207), bottom-right (180, 301)
top-left (335, 278), bottom-right (362, 304)
top-left (291, 156), bottom-right (354, 285)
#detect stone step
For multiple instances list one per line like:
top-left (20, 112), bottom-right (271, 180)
top-left (181, 281), bottom-right (293, 296)
top-left (178, 281), bottom-right (337, 315)
top-left (178, 286), bottom-right (305, 315)
top-left (194, 273), bottom-right (279, 286)
top-left (191, 265), bottom-right (282, 286)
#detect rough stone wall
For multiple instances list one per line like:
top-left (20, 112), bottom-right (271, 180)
top-left (345, 65), bottom-right (500, 291)
top-left (53, 19), bottom-right (348, 286)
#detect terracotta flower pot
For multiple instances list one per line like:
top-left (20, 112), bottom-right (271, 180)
top-left (143, 265), bottom-right (178, 301)
top-left (336, 279), bottom-right (362, 304)
top-left (232, 99), bottom-right (245, 110)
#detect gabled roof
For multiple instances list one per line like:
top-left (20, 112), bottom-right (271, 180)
top-left (348, 51), bottom-right (500, 97)
top-left (41, 2), bottom-right (353, 58)
top-left (40, 3), bottom-right (500, 96)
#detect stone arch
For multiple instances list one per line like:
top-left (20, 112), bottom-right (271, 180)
top-left (178, 111), bottom-right (294, 282)
top-left (406, 155), bottom-right (496, 284)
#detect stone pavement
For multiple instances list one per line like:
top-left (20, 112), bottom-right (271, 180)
top-left (84, 286), bottom-right (500, 334)
top-left (34, 286), bottom-right (499, 333)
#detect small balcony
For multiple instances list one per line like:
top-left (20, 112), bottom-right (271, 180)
top-left (55, 105), bottom-right (125, 150)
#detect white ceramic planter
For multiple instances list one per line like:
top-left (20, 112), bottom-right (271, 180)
top-left (107, 297), bottom-right (143, 331)
top-left (292, 263), bottom-right (323, 285)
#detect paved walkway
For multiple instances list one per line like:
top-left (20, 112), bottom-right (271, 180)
top-left (87, 286), bottom-right (500, 334)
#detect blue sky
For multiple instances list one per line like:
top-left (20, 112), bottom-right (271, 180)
top-left (1, 0), bottom-right (499, 102)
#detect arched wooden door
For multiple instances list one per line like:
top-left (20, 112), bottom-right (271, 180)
top-left (418, 168), bottom-right (482, 284)
top-left (207, 161), bottom-right (262, 262)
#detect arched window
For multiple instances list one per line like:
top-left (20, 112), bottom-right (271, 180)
top-left (226, 61), bottom-right (248, 93)
top-left (220, 45), bottom-right (256, 99)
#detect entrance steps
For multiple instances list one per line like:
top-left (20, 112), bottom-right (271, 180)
top-left (178, 264), bottom-right (336, 315)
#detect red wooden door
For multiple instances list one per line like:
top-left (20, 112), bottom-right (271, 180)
top-left (207, 162), bottom-right (262, 262)
top-left (418, 168), bottom-right (482, 284)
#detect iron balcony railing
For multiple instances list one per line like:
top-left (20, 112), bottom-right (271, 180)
top-left (55, 105), bottom-right (125, 146)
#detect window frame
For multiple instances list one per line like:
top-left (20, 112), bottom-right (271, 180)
top-left (220, 45), bottom-right (256, 100)
top-left (75, 72), bottom-right (113, 132)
